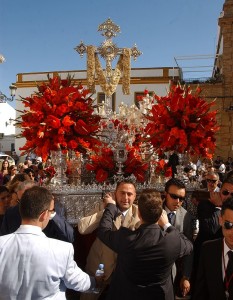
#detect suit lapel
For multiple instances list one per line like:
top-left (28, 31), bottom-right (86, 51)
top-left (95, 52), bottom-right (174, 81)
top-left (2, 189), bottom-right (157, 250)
top-left (122, 206), bottom-right (133, 227)
top-left (208, 239), bottom-right (226, 297)
top-left (174, 208), bottom-right (182, 231)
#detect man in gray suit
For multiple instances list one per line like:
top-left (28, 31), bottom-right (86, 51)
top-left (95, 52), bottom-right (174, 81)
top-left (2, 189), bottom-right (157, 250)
top-left (164, 178), bottom-right (194, 298)
top-left (0, 186), bottom-right (98, 300)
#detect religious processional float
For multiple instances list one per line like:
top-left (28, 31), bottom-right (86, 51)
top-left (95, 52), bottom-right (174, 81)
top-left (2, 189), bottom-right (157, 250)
top-left (15, 19), bottom-right (219, 222)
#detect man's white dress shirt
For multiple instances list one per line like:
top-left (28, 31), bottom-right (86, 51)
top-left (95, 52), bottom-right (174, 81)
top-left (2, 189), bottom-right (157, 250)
top-left (0, 225), bottom-right (94, 300)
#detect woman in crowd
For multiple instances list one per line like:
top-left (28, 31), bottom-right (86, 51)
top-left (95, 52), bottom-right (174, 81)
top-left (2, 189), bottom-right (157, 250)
top-left (3, 165), bottom-right (17, 185)
top-left (0, 160), bottom-right (10, 185)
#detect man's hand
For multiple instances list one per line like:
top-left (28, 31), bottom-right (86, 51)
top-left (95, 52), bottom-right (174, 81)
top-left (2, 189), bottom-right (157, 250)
top-left (103, 192), bottom-right (116, 208)
top-left (158, 209), bottom-right (169, 228)
top-left (180, 276), bottom-right (190, 297)
top-left (209, 191), bottom-right (222, 207)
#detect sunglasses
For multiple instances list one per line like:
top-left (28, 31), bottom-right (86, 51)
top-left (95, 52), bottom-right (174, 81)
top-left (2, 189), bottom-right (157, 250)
top-left (168, 193), bottom-right (185, 201)
top-left (221, 190), bottom-right (233, 197)
top-left (206, 179), bottom-right (217, 184)
top-left (223, 221), bottom-right (233, 230)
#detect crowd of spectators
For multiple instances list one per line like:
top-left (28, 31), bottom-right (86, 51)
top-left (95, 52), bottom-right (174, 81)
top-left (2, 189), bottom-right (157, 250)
top-left (0, 153), bottom-right (233, 299)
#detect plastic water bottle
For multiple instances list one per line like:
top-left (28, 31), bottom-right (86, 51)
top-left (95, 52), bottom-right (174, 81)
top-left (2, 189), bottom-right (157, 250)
top-left (93, 263), bottom-right (104, 294)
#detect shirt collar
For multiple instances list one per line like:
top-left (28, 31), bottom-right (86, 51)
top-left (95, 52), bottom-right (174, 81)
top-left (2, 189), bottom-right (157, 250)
top-left (121, 208), bottom-right (129, 217)
top-left (16, 224), bottom-right (44, 236)
top-left (223, 238), bottom-right (233, 258)
top-left (164, 206), bottom-right (177, 215)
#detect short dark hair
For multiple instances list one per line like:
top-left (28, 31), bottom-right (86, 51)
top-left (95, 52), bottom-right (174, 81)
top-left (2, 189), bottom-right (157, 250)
top-left (221, 197), bottom-right (233, 216)
top-left (116, 179), bottom-right (136, 191)
top-left (19, 186), bottom-right (53, 220)
top-left (165, 178), bottom-right (186, 193)
top-left (138, 189), bottom-right (163, 224)
top-left (24, 168), bottom-right (35, 176)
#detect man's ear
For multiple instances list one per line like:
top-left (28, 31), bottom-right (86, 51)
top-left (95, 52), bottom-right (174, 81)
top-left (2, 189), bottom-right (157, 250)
top-left (39, 210), bottom-right (47, 223)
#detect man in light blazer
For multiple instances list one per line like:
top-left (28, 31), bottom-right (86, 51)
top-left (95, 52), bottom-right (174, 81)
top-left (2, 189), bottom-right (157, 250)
top-left (78, 179), bottom-right (140, 299)
top-left (193, 197), bottom-right (233, 300)
top-left (97, 189), bottom-right (193, 300)
top-left (0, 186), bottom-right (97, 300)
top-left (163, 178), bottom-right (194, 297)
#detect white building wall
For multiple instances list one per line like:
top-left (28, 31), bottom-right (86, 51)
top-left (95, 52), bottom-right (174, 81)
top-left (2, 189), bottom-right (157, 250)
top-left (0, 102), bottom-right (16, 153)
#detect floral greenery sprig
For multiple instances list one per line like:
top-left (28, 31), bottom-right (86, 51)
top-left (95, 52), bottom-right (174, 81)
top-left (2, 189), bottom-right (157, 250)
top-left (144, 84), bottom-right (219, 158)
top-left (17, 75), bottom-right (102, 161)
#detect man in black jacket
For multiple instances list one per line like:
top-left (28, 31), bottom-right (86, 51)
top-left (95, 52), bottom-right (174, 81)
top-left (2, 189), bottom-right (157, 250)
top-left (98, 190), bottom-right (193, 300)
top-left (193, 197), bottom-right (233, 300)
top-left (192, 176), bottom-right (233, 291)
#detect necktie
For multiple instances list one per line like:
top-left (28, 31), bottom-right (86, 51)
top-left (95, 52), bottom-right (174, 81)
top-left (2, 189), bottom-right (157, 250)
top-left (225, 251), bottom-right (233, 298)
top-left (168, 212), bottom-right (175, 225)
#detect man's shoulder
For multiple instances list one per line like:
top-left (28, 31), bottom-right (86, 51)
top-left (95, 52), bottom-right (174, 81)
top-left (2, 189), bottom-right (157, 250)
top-left (0, 230), bottom-right (72, 251)
top-left (46, 236), bottom-right (73, 251)
top-left (178, 205), bottom-right (191, 217)
top-left (131, 203), bottom-right (138, 213)
top-left (202, 238), bottom-right (222, 249)
top-left (0, 233), bottom-right (14, 246)
top-left (201, 238), bottom-right (222, 256)
top-left (198, 198), bottom-right (214, 209)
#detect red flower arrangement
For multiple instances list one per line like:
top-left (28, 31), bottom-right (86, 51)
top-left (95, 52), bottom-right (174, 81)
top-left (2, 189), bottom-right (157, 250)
top-left (18, 75), bottom-right (101, 161)
top-left (86, 119), bottom-right (149, 182)
top-left (86, 147), bottom-right (115, 183)
top-left (44, 165), bottom-right (56, 178)
top-left (154, 159), bottom-right (172, 177)
top-left (144, 84), bottom-right (219, 158)
top-left (86, 143), bottom-right (149, 183)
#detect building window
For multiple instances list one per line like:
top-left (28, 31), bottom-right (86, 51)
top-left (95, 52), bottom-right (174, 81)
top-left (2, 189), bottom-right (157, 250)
top-left (134, 91), bottom-right (154, 108)
top-left (97, 92), bottom-right (116, 112)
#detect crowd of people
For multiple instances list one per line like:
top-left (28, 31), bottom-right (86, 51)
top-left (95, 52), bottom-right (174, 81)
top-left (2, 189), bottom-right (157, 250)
top-left (0, 154), bottom-right (233, 300)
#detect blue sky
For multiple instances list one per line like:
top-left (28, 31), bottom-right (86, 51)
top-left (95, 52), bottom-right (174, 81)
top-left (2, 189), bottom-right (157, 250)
top-left (0, 0), bottom-right (224, 101)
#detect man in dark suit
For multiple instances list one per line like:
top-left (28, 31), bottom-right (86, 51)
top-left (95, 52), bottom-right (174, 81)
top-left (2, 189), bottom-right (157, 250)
top-left (193, 176), bottom-right (233, 283)
top-left (0, 180), bottom-right (74, 242)
top-left (98, 190), bottom-right (193, 300)
top-left (193, 197), bottom-right (233, 300)
top-left (164, 178), bottom-right (194, 297)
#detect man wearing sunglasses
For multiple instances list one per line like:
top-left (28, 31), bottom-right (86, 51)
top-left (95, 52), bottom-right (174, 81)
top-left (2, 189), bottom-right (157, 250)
top-left (206, 171), bottom-right (220, 192)
top-left (193, 197), bottom-right (233, 300)
top-left (195, 176), bottom-right (233, 247)
top-left (193, 176), bottom-right (233, 290)
top-left (164, 178), bottom-right (194, 298)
